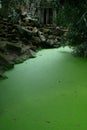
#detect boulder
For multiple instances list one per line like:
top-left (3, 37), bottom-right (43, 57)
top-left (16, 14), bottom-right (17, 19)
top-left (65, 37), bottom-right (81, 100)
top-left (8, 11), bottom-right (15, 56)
top-left (40, 28), bottom-right (50, 34)
top-left (31, 36), bottom-right (41, 45)
top-left (0, 72), bottom-right (8, 79)
top-left (38, 31), bottom-right (46, 42)
top-left (15, 49), bottom-right (36, 64)
top-left (17, 25), bottom-right (38, 39)
top-left (24, 16), bottom-right (39, 27)
top-left (0, 41), bottom-right (7, 52)
top-left (0, 52), bottom-right (14, 69)
top-left (46, 38), bottom-right (61, 48)
top-left (17, 26), bottom-right (33, 37)
top-left (6, 42), bottom-right (22, 54)
top-left (32, 27), bottom-right (38, 33)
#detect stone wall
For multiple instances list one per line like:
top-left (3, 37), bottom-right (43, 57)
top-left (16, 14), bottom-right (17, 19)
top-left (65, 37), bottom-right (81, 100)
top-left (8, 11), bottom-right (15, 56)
top-left (36, 0), bottom-right (57, 25)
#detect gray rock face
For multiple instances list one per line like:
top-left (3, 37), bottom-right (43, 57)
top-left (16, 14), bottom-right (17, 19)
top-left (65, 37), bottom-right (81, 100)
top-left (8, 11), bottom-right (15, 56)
top-left (38, 31), bottom-right (46, 42)
top-left (0, 15), bottom-right (66, 79)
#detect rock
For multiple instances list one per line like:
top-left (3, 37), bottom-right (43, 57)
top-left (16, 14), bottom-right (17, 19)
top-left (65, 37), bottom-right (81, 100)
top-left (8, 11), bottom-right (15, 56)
top-left (48, 35), bottom-right (54, 39)
top-left (17, 26), bottom-right (38, 38)
top-left (47, 39), bottom-right (54, 46)
top-left (20, 14), bottom-right (40, 27)
top-left (15, 49), bottom-right (36, 64)
top-left (0, 52), bottom-right (14, 69)
top-left (46, 39), bottom-right (55, 48)
top-left (0, 72), bottom-right (8, 79)
top-left (0, 41), bottom-right (7, 52)
top-left (17, 26), bottom-right (33, 37)
top-left (46, 38), bottom-right (61, 48)
top-left (21, 45), bottom-right (30, 54)
top-left (38, 31), bottom-right (46, 42)
top-left (25, 16), bottom-right (39, 27)
top-left (32, 27), bottom-right (38, 33)
top-left (6, 42), bottom-right (22, 54)
top-left (41, 28), bottom-right (50, 34)
top-left (31, 36), bottom-right (41, 45)
top-left (29, 49), bottom-right (36, 58)
top-left (15, 55), bottom-right (29, 64)
top-left (0, 16), bottom-right (65, 76)
top-left (30, 45), bottom-right (38, 52)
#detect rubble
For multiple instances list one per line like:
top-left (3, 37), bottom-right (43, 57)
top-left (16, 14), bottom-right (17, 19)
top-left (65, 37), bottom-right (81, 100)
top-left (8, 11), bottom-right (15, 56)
top-left (0, 14), bottom-right (66, 79)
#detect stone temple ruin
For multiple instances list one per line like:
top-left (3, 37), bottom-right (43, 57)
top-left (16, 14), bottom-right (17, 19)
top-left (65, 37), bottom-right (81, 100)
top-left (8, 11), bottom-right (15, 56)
top-left (31, 0), bottom-right (57, 25)
top-left (0, 0), bottom-right (57, 25)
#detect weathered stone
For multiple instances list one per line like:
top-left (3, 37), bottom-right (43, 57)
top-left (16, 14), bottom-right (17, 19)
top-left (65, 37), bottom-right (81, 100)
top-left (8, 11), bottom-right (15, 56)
top-left (32, 27), bottom-right (38, 33)
top-left (24, 15), bottom-right (39, 27)
top-left (0, 16), bottom-right (65, 79)
top-left (38, 31), bottom-right (46, 42)
top-left (31, 36), bottom-right (41, 45)
top-left (35, 0), bottom-right (57, 25)
top-left (17, 26), bottom-right (32, 37)
top-left (46, 38), bottom-right (61, 48)
top-left (15, 49), bottom-right (36, 64)
top-left (0, 41), bottom-right (7, 52)
top-left (15, 55), bottom-right (29, 64)
top-left (0, 52), bottom-right (14, 69)
top-left (41, 28), bottom-right (50, 33)
top-left (29, 49), bottom-right (36, 58)
top-left (21, 45), bottom-right (30, 54)
top-left (6, 42), bottom-right (22, 53)
top-left (0, 72), bottom-right (8, 79)
top-left (17, 25), bottom-right (38, 38)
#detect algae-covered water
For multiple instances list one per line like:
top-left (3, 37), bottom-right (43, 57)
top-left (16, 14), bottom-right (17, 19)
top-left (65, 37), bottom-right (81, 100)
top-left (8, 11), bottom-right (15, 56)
top-left (0, 47), bottom-right (87, 130)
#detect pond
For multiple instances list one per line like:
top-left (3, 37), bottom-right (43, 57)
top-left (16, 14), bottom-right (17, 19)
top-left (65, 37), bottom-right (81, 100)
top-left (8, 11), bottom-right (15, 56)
top-left (0, 47), bottom-right (87, 130)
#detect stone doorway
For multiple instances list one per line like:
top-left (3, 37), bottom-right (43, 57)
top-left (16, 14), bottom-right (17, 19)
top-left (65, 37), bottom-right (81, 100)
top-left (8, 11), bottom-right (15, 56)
top-left (44, 9), bottom-right (47, 24)
top-left (42, 8), bottom-right (53, 24)
top-left (36, 0), bottom-right (57, 25)
top-left (48, 8), bottom-right (53, 24)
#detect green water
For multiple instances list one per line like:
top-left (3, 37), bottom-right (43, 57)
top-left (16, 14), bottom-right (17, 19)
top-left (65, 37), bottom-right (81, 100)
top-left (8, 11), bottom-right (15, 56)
top-left (0, 47), bottom-right (87, 130)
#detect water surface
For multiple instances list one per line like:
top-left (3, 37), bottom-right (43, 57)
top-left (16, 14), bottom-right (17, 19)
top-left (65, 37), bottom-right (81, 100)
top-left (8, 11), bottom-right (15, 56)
top-left (0, 47), bottom-right (87, 130)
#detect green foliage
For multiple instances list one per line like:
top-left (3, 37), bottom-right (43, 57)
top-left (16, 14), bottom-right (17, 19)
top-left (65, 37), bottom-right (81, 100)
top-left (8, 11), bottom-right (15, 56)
top-left (57, 0), bottom-right (87, 56)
